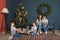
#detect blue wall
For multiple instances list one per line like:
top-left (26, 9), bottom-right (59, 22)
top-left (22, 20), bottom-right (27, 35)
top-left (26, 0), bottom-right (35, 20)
top-left (6, 0), bottom-right (60, 30)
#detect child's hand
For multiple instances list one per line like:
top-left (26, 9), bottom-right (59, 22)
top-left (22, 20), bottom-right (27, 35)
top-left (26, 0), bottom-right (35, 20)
top-left (16, 28), bottom-right (21, 32)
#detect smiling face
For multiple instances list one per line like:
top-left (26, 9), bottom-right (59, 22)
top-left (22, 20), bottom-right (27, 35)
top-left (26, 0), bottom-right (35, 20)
top-left (43, 16), bottom-right (46, 19)
top-left (32, 22), bottom-right (36, 26)
top-left (10, 22), bottom-right (14, 26)
top-left (39, 15), bottom-right (42, 18)
top-left (38, 15), bottom-right (42, 20)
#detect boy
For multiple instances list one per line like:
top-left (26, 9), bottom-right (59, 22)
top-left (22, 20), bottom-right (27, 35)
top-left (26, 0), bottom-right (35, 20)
top-left (42, 16), bottom-right (48, 34)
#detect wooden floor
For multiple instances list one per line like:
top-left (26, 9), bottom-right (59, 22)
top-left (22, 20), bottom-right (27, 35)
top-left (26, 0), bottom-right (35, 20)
top-left (12, 33), bottom-right (60, 40)
top-left (0, 33), bottom-right (9, 40)
top-left (0, 32), bottom-right (60, 40)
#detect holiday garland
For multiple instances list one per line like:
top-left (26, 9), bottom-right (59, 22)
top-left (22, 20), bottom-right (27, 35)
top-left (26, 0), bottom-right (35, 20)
top-left (37, 2), bottom-right (51, 16)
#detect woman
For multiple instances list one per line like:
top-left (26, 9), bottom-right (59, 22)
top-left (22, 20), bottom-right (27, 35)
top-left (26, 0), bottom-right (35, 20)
top-left (36, 15), bottom-right (42, 35)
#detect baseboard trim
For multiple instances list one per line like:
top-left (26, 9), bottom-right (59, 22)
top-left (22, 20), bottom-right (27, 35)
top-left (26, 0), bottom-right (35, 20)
top-left (0, 32), bottom-right (5, 34)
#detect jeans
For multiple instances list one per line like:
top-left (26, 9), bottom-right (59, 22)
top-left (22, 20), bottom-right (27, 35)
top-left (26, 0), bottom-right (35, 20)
top-left (43, 25), bottom-right (48, 32)
top-left (30, 31), bottom-right (36, 36)
top-left (37, 25), bottom-right (42, 33)
top-left (13, 33), bottom-right (21, 38)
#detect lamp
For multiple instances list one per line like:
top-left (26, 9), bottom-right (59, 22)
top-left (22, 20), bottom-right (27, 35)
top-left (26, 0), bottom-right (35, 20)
top-left (1, 8), bottom-right (9, 13)
top-left (1, 8), bottom-right (9, 34)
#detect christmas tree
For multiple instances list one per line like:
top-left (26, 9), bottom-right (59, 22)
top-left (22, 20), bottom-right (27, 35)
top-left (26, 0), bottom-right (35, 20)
top-left (14, 2), bottom-right (28, 28)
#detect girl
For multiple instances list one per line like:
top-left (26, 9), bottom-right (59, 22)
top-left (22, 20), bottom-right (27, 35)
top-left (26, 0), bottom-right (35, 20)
top-left (30, 22), bottom-right (37, 36)
top-left (9, 21), bottom-right (16, 39)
